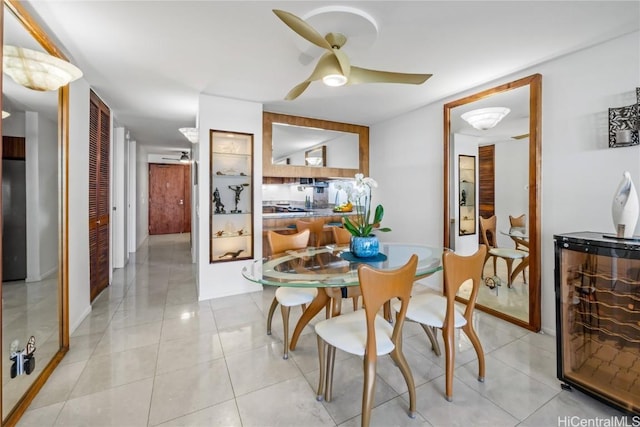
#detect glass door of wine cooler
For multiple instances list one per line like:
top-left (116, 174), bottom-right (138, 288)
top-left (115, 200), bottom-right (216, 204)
top-left (555, 232), bottom-right (640, 414)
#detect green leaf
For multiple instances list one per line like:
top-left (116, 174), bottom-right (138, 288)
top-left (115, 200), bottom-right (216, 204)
top-left (377, 227), bottom-right (392, 232)
top-left (342, 217), bottom-right (360, 236)
top-left (373, 205), bottom-right (384, 224)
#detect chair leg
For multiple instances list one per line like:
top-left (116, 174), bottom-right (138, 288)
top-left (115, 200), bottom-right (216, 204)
top-left (492, 256), bottom-right (497, 277)
top-left (420, 324), bottom-right (441, 356)
top-left (266, 296), bottom-right (278, 335)
top-left (316, 335), bottom-right (326, 401)
top-left (390, 347), bottom-right (416, 419)
top-left (325, 345), bottom-right (336, 402)
top-left (442, 325), bottom-right (455, 402)
top-left (362, 353), bottom-right (377, 427)
top-left (281, 305), bottom-right (291, 360)
top-left (505, 258), bottom-right (514, 288)
top-left (462, 322), bottom-right (485, 383)
top-left (352, 296), bottom-right (359, 311)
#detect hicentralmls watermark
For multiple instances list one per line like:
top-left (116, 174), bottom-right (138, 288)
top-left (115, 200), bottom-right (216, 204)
top-left (557, 416), bottom-right (640, 427)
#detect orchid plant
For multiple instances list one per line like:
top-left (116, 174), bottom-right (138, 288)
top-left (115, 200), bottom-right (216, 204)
top-left (342, 174), bottom-right (391, 237)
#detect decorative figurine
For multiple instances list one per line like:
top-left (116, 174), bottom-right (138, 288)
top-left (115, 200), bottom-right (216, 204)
top-left (219, 249), bottom-right (244, 259)
top-left (213, 187), bottom-right (225, 214)
top-left (215, 230), bottom-right (224, 237)
top-left (228, 183), bottom-right (249, 213)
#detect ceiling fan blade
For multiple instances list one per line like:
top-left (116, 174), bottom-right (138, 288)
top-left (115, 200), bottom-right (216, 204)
top-left (349, 66), bottom-right (432, 85)
top-left (285, 81), bottom-right (312, 100)
top-left (273, 9), bottom-right (333, 51)
top-left (284, 53), bottom-right (342, 100)
top-left (332, 49), bottom-right (351, 78)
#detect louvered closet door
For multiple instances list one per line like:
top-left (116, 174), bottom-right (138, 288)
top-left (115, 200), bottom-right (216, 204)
top-left (89, 91), bottom-right (110, 301)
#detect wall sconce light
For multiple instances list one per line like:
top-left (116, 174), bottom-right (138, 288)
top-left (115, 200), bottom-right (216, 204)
top-left (3, 45), bottom-right (83, 91)
top-left (461, 107), bottom-right (511, 130)
top-left (179, 127), bottom-right (199, 143)
top-left (179, 152), bottom-right (190, 163)
top-left (2, 111), bottom-right (10, 119)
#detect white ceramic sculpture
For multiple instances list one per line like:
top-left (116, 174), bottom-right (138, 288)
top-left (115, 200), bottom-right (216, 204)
top-left (612, 171), bottom-right (639, 238)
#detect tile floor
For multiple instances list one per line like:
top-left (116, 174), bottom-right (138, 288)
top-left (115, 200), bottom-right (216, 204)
top-left (17, 234), bottom-right (629, 426)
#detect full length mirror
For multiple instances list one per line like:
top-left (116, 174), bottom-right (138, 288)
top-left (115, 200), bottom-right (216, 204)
top-left (444, 74), bottom-right (541, 331)
top-left (1, 1), bottom-right (69, 422)
top-left (263, 112), bottom-right (369, 178)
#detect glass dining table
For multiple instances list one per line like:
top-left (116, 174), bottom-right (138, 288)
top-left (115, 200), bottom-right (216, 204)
top-left (242, 242), bottom-right (444, 351)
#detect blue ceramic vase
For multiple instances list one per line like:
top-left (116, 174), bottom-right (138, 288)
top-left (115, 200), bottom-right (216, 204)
top-left (350, 235), bottom-right (379, 258)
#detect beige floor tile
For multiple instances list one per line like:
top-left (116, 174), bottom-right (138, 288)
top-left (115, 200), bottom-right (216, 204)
top-left (236, 376), bottom-right (335, 427)
top-left (154, 399), bottom-right (241, 427)
top-left (54, 378), bottom-right (153, 426)
top-left (148, 358), bottom-right (234, 425)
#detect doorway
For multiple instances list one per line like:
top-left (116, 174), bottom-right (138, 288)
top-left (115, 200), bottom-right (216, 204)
top-left (148, 163), bottom-right (191, 235)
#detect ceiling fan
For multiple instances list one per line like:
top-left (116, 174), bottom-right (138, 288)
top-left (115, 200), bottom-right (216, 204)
top-left (162, 151), bottom-right (190, 163)
top-left (273, 9), bottom-right (432, 100)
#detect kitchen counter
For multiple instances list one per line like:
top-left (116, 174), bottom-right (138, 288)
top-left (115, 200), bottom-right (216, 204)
top-left (262, 208), bottom-right (356, 219)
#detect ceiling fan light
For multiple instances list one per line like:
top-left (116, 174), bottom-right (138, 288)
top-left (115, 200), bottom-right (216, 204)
top-left (461, 107), bottom-right (511, 130)
top-left (3, 45), bottom-right (83, 91)
top-left (179, 127), bottom-right (199, 143)
top-left (322, 73), bottom-right (347, 87)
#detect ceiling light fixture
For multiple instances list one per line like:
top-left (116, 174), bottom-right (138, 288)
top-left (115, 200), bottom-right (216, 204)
top-left (3, 45), bottom-right (83, 91)
top-left (179, 127), bottom-right (199, 143)
top-left (461, 107), bottom-right (511, 130)
top-left (322, 73), bottom-right (347, 87)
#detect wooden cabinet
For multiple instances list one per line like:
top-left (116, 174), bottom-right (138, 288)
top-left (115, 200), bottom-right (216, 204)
top-left (210, 130), bottom-right (253, 263)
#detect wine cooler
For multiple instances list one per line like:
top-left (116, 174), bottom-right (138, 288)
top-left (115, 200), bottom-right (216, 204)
top-left (554, 232), bottom-right (640, 414)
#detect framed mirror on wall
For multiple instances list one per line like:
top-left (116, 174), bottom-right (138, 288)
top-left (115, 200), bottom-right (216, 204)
top-left (1, 0), bottom-right (71, 423)
top-left (443, 74), bottom-right (541, 331)
top-left (263, 112), bottom-right (369, 178)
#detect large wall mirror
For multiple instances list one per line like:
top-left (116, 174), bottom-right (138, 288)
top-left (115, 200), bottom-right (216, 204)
top-left (1, 0), bottom-right (70, 423)
top-left (263, 112), bottom-right (369, 178)
top-left (443, 74), bottom-right (541, 331)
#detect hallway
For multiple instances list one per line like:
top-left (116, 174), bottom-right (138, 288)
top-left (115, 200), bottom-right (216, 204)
top-left (17, 234), bottom-right (625, 426)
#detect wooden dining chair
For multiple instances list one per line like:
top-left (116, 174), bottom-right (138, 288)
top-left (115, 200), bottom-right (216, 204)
top-left (296, 218), bottom-right (326, 248)
top-left (508, 214), bottom-right (528, 282)
top-left (479, 215), bottom-right (527, 287)
top-left (315, 255), bottom-right (418, 427)
top-left (331, 225), bottom-right (352, 245)
top-left (393, 245), bottom-right (487, 402)
top-left (266, 229), bottom-right (317, 359)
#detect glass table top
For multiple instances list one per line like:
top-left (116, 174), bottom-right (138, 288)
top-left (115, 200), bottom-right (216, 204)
top-left (242, 243), bottom-right (444, 288)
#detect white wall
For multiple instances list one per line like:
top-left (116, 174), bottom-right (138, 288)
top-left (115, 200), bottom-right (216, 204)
top-left (24, 111), bottom-right (58, 281)
top-left (128, 140), bottom-right (137, 253)
top-left (494, 138), bottom-right (528, 248)
top-left (371, 31), bottom-right (640, 335)
top-left (197, 94), bottom-right (263, 300)
top-left (68, 78), bottom-right (91, 333)
top-left (112, 127), bottom-right (126, 268)
top-left (136, 144), bottom-right (150, 248)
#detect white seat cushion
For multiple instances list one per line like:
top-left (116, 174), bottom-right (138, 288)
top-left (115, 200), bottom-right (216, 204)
top-left (393, 293), bottom-right (466, 329)
top-left (315, 310), bottom-right (394, 356)
top-left (489, 248), bottom-right (526, 259)
top-left (275, 287), bottom-right (317, 307)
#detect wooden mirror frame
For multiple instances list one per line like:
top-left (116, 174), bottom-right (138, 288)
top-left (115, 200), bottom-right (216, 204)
top-left (263, 112), bottom-right (369, 178)
top-left (443, 74), bottom-right (541, 332)
top-left (1, 1), bottom-right (70, 423)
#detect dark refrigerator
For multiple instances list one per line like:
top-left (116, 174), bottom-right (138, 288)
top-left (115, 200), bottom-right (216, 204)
top-left (554, 232), bottom-right (640, 414)
top-left (2, 158), bottom-right (27, 281)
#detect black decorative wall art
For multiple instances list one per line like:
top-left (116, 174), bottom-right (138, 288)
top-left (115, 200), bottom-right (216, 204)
top-left (608, 88), bottom-right (639, 148)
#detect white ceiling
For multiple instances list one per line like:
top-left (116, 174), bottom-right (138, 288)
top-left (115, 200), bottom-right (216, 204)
top-left (13, 1), bottom-right (640, 153)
